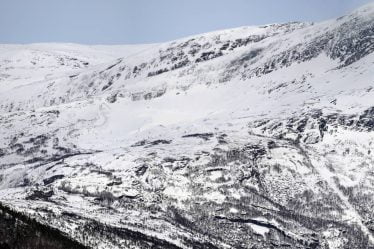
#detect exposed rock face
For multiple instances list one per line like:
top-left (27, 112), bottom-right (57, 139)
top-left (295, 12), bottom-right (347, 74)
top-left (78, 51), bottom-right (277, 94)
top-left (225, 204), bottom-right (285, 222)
top-left (0, 2), bottom-right (374, 249)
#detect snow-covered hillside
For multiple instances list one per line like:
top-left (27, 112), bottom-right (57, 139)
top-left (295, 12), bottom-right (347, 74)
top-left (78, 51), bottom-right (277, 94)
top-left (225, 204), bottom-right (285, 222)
top-left (0, 2), bottom-right (374, 249)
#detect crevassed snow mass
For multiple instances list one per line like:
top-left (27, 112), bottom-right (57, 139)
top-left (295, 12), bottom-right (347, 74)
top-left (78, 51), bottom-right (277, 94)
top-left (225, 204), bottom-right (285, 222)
top-left (0, 2), bottom-right (374, 249)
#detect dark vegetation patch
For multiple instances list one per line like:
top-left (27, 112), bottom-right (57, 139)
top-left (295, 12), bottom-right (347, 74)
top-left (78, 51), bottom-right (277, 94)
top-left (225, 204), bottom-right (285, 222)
top-left (147, 68), bottom-right (169, 77)
top-left (79, 217), bottom-right (220, 249)
top-left (131, 139), bottom-right (172, 147)
top-left (43, 175), bottom-right (65, 185)
top-left (26, 190), bottom-right (54, 201)
top-left (0, 202), bottom-right (87, 249)
top-left (182, 133), bottom-right (214, 141)
top-left (147, 139), bottom-right (172, 146)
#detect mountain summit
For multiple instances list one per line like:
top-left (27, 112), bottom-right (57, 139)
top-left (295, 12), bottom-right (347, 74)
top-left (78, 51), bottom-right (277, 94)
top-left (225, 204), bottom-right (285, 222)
top-left (0, 3), bottom-right (373, 249)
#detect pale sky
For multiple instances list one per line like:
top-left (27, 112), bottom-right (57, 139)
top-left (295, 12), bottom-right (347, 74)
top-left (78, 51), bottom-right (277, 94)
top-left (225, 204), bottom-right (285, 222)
top-left (0, 0), bottom-right (373, 44)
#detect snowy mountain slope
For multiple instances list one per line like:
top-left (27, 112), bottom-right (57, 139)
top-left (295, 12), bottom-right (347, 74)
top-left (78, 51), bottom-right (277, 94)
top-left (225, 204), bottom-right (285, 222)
top-left (0, 2), bottom-right (374, 249)
top-left (0, 43), bottom-right (156, 94)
